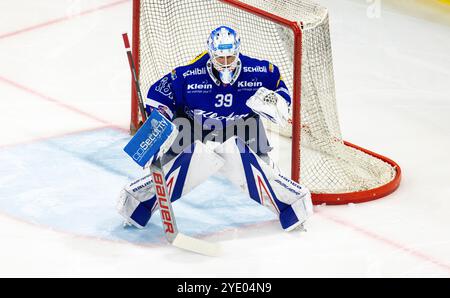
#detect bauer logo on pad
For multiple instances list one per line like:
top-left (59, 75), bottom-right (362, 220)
top-left (123, 110), bottom-right (175, 168)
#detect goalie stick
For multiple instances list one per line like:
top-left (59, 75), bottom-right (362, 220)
top-left (122, 33), bottom-right (221, 256)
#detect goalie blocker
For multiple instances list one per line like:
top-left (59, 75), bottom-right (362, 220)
top-left (118, 136), bottom-right (313, 231)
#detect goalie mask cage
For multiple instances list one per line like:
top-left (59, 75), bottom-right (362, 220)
top-left (129, 0), bottom-right (401, 205)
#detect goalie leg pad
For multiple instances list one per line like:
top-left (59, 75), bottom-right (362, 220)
top-left (215, 136), bottom-right (313, 231)
top-left (117, 173), bottom-right (155, 228)
top-left (279, 189), bottom-right (313, 231)
top-left (117, 140), bottom-right (225, 228)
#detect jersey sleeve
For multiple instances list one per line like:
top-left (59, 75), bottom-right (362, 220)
top-left (145, 72), bottom-right (177, 119)
top-left (269, 63), bottom-right (291, 106)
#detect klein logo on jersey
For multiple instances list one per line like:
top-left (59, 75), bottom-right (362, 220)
top-left (183, 67), bottom-right (206, 78)
top-left (193, 109), bottom-right (249, 121)
top-left (237, 80), bottom-right (263, 88)
top-left (187, 83), bottom-right (213, 90)
top-left (243, 66), bottom-right (267, 73)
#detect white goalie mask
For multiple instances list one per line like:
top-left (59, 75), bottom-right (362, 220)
top-left (207, 26), bottom-right (241, 84)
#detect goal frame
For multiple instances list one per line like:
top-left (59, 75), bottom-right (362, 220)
top-left (129, 0), bottom-right (401, 205)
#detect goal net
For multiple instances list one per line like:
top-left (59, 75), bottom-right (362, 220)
top-left (129, 0), bottom-right (401, 204)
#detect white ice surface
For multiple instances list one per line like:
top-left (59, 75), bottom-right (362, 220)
top-left (0, 0), bottom-right (449, 277)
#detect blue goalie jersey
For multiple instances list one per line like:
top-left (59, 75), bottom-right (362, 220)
top-left (145, 52), bottom-right (291, 129)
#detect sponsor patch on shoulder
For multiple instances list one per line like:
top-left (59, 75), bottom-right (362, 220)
top-left (269, 63), bottom-right (274, 73)
top-left (171, 69), bottom-right (177, 80)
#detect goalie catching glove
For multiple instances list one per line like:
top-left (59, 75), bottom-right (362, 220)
top-left (246, 87), bottom-right (290, 127)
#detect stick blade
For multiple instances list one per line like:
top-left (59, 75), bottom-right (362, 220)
top-left (172, 234), bottom-right (221, 257)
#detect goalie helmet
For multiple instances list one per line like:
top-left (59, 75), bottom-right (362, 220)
top-left (207, 26), bottom-right (241, 84)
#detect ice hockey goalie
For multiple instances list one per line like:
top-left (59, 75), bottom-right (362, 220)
top-left (117, 26), bottom-right (313, 232)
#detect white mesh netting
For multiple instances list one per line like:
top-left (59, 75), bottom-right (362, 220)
top-left (135, 0), bottom-right (398, 198)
